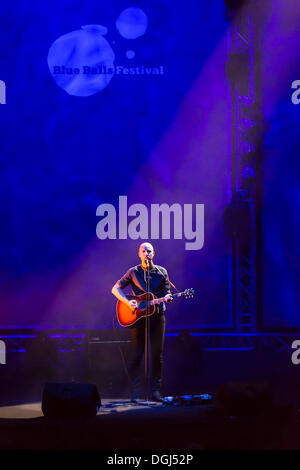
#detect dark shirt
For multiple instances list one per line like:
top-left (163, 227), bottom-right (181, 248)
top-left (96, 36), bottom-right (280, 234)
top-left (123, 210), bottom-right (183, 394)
top-left (118, 264), bottom-right (171, 313)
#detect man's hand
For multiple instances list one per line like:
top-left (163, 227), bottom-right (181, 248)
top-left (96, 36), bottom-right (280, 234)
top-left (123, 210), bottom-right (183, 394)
top-left (127, 299), bottom-right (138, 310)
top-left (165, 294), bottom-right (173, 303)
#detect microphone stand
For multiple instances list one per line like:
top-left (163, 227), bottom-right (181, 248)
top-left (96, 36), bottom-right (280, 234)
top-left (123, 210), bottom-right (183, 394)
top-left (144, 258), bottom-right (151, 401)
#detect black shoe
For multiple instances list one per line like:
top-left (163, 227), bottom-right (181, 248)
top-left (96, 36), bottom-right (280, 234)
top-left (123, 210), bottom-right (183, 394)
top-left (151, 390), bottom-right (163, 402)
top-left (130, 390), bottom-right (141, 403)
top-left (130, 397), bottom-right (141, 404)
top-left (130, 377), bottom-right (141, 404)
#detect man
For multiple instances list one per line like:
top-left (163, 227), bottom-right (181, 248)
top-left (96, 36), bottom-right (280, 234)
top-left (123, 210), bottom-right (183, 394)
top-left (112, 242), bottom-right (173, 403)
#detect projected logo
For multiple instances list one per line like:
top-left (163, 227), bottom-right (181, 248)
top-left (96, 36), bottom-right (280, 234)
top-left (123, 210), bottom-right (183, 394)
top-left (0, 80), bottom-right (6, 104)
top-left (96, 196), bottom-right (204, 251)
top-left (47, 7), bottom-right (162, 97)
top-left (0, 340), bottom-right (6, 364)
top-left (291, 80), bottom-right (300, 104)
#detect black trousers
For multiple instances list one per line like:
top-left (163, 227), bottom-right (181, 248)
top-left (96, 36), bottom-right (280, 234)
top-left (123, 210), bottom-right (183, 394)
top-left (129, 313), bottom-right (166, 396)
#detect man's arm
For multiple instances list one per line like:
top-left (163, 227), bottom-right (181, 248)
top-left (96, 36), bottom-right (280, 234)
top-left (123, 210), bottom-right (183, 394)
top-left (157, 267), bottom-right (173, 303)
top-left (112, 282), bottom-right (138, 310)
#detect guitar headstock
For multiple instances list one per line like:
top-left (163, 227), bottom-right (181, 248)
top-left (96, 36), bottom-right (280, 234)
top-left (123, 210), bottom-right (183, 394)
top-left (183, 288), bottom-right (194, 298)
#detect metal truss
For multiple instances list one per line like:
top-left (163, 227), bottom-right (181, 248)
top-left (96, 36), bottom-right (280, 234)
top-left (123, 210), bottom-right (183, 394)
top-left (227, 4), bottom-right (260, 332)
top-left (0, 333), bottom-right (86, 353)
top-left (189, 333), bottom-right (297, 351)
top-left (0, 331), bottom-right (298, 353)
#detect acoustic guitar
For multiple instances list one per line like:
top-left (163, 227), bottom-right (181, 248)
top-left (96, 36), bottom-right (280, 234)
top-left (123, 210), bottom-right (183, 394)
top-left (116, 288), bottom-right (194, 327)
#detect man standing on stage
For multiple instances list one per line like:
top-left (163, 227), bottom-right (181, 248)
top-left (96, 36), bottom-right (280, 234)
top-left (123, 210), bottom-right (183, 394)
top-left (112, 242), bottom-right (173, 403)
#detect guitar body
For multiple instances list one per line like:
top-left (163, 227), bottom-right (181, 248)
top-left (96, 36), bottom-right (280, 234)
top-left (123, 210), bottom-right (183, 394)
top-left (116, 287), bottom-right (194, 328)
top-left (116, 293), bottom-right (156, 327)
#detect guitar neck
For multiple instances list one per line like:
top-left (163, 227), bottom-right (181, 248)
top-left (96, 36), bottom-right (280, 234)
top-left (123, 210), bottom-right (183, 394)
top-left (149, 292), bottom-right (184, 306)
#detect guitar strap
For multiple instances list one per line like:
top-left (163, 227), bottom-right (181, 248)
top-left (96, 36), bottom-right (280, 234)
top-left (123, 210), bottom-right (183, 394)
top-left (138, 264), bottom-right (179, 293)
top-left (154, 266), bottom-right (179, 292)
top-left (168, 279), bottom-right (178, 292)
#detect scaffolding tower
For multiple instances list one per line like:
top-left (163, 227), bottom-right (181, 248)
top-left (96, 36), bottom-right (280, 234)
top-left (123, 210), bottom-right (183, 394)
top-left (226, 3), bottom-right (262, 332)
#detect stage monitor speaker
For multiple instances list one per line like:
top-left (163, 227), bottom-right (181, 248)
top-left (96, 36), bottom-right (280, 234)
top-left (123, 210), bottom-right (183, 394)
top-left (215, 380), bottom-right (273, 416)
top-left (42, 382), bottom-right (101, 418)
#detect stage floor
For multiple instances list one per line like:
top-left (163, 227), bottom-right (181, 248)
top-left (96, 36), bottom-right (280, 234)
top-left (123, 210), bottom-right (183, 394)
top-left (0, 398), bottom-right (164, 419)
top-left (0, 397), bottom-right (299, 451)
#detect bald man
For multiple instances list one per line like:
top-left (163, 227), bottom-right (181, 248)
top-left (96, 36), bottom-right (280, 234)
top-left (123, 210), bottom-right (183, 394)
top-left (112, 242), bottom-right (173, 402)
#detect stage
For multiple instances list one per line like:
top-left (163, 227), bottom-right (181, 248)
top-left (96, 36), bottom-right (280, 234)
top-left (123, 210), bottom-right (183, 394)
top-left (0, 396), bottom-right (298, 451)
top-left (1, 0), bottom-right (300, 456)
top-left (1, 330), bottom-right (300, 453)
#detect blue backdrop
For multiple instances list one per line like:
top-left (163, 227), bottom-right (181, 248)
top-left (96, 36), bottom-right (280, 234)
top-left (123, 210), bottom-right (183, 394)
top-left (0, 1), bottom-right (231, 329)
top-left (262, 0), bottom-right (300, 328)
